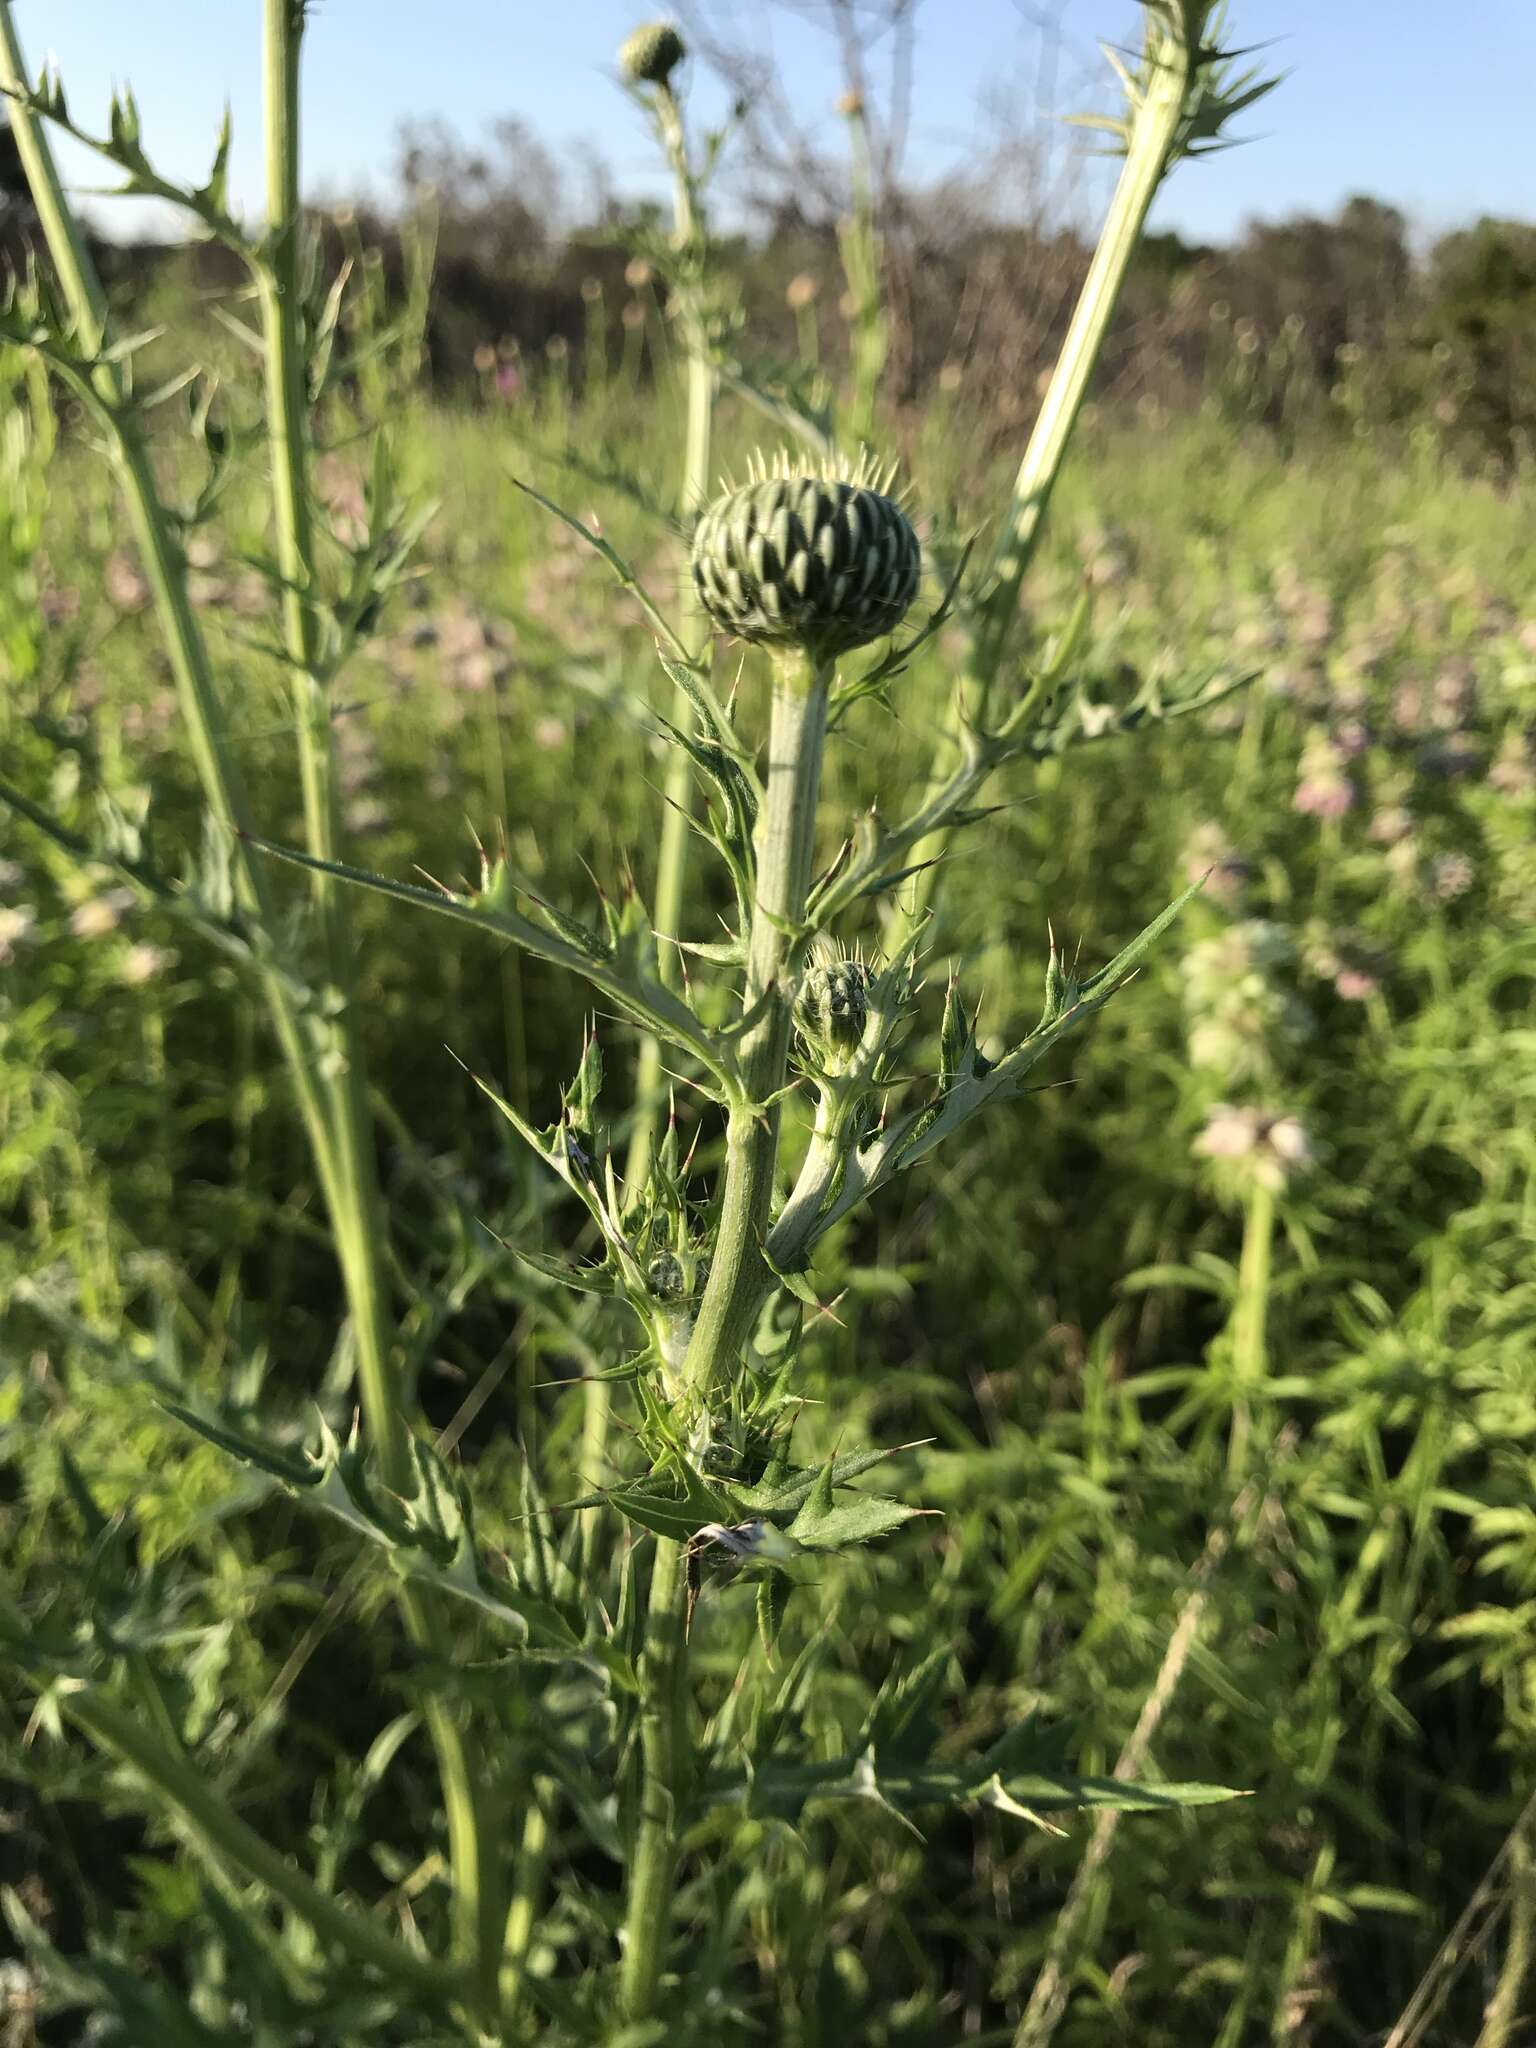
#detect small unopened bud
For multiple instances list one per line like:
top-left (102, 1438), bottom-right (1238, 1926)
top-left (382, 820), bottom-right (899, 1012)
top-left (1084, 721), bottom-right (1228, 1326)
top-left (620, 20), bottom-right (686, 87)
top-left (786, 272), bottom-right (819, 311)
top-left (837, 90), bottom-right (864, 119)
top-left (647, 1251), bottom-right (687, 1302)
top-left (797, 954), bottom-right (872, 1065)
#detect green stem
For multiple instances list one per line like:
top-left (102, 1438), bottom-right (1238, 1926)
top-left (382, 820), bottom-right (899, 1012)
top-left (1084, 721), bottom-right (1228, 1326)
top-left (1477, 1825), bottom-right (1535, 2048)
top-left (610, 73), bottom-right (718, 1583)
top-left (681, 654), bottom-right (830, 1399)
top-left (259, 0), bottom-right (397, 1479)
top-left (619, 650), bottom-right (831, 2021)
top-left (624, 78), bottom-right (716, 1197)
top-left (258, 0), bottom-right (493, 2003)
top-left (501, 1780), bottom-right (553, 2024)
top-left (837, 97), bottom-right (887, 447)
top-left (887, 13), bottom-right (1197, 952)
top-left (974, 30), bottom-right (1192, 686)
top-left (618, 1531), bottom-right (691, 2020)
top-left (61, 1688), bottom-right (452, 1999)
top-left (1227, 1177), bottom-right (1275, 1481)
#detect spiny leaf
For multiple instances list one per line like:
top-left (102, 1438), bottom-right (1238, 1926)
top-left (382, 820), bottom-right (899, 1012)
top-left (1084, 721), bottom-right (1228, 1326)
top-left (786, 1489), bottom-right (924, 1552)
top-left (160, 1401), bottom-right (586, 1657)
top-left (734, 1443), bottom-right (914, 1517)
top-left (698, 1753), bottom-right (1241, 1824)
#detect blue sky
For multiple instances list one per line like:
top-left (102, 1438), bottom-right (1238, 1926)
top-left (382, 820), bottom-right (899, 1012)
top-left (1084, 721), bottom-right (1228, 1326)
top-left (10, 1), bottom-right (1536, 246)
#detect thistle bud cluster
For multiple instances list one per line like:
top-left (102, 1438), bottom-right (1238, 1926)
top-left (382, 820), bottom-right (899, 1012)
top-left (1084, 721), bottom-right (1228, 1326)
top-left (787, 942), bottom-right (916, 1165)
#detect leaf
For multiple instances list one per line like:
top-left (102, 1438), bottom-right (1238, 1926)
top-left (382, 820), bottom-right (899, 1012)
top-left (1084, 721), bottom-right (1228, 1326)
top-left (245, 830), bottom-right (736, 1097)
top-left (605, 1461), bottom-right (739, 1545)
top-left (786, 1490), bottom-right (924, 1551)
top-left (161, 1401), bottom-right (586, 1658)
top-left (757, 1572), bottom-right (792, 1657)
top-left (511, 1245), bottom-right (618, 1298)
top-left (734, 1443), bottom-right (912, 1517)
top-left (697, 1752), bottom-right (1241, 1824)
top-left (856, 1644), bottom-right (952, 1762)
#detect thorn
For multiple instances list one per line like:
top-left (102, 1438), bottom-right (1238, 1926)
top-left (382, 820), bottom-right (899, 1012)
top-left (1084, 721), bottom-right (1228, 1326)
top-left (413, 862), bottom-right (457, 900)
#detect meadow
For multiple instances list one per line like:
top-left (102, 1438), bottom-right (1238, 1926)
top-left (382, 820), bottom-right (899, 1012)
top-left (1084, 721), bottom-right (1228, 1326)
top-left (3, 6), bottom-right (1536, 2045)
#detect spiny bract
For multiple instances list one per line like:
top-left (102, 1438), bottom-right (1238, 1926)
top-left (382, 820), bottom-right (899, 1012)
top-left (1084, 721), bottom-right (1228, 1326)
top-left (691, 461), bottom-right (921, 662)
top-left (619, 20), bottom-right (686, 87)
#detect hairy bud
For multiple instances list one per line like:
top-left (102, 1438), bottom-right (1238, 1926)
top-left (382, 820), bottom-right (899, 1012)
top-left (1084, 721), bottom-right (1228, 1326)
top-left (797, 954), bottom-right (872, 1067)
top-left (691, 462), bottom-right (920, 662)
top-left (647, 1250), bottom-right (687, 1302)
top-left (620, 20), bottom-right (686, 87)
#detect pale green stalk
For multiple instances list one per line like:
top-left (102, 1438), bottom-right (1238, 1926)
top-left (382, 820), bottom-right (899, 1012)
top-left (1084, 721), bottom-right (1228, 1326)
top-left (1478, 1827), bottom-right (1536, 2048)
top-left (619, 650), bottom-right (832, 2020)
top-left (3, 6), bottom-right (494, 2013)
top-left (1227, 1176), bottom-right (1274, 1480)
top-left (605, 75), bottom-right (718, 1561)
top-left (837, 97), bottom-right (888, 448)
top-left (258, 0), bottom-right (397, 1486)
top-left (618, 1527), bottom-right (691, 2020)
top-left (258, 1), bottom-right (493, 2007)
top-left (500, 1781), bottom-right (553, 2024)
top-left (887, 12), bottom-right (1201, 952)
top-left (681, 655), bottom-right (830, 1393)
top-left (624, 77), bottom-right (716, 1196)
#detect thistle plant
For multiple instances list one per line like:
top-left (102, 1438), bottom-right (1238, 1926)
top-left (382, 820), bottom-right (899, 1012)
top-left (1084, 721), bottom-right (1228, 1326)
top-left (0, 4), bottom-right (1284, 2039)
top-left (235, 434), bottom-right (1217, 2028)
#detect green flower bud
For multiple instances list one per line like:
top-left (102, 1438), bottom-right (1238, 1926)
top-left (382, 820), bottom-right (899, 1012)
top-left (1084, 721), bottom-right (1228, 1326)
top-left (647, 1250), bottom-right (687, 1302)
top-left (797, 954), bottom-right (872, 1062)
top-left (691, 459), bottom-right (921, 662)
top-left (620, 20), bottom-right (686, 87)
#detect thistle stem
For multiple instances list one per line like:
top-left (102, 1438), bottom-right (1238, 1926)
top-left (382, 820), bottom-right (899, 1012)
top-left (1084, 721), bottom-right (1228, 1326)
top-left (259, 0), bottom-right (493, 2001)
top-left (887, 10), bottom-right (1198, 953)
top-left (606, 74), bottom-right (719, 1587)
top-left (624, 78), bottom-right (716, 1195)
top-left (619, 649), bottom-right (832, 2020)
top-left (500, 1779), bottom-right (553, 2023)
top-left (1227, 1176), bottom-right (1275, 1481)
top-left (682, 653), bottom-right (830, 1397)
top-left (618, 1531), bottom-right (691, 2020)
top-left (0, 0), bottom-right (338, 1208)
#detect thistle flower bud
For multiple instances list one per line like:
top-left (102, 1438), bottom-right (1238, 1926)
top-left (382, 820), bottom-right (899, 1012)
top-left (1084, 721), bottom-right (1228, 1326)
top-left (647, 1250), bottom-right (687, 1302)
top-left (691, 457), bottom-right (920, 662)
top-left (796, 952), bottom-right (872, 1069)
top-left (620, 20), bottom-right (686, 87)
